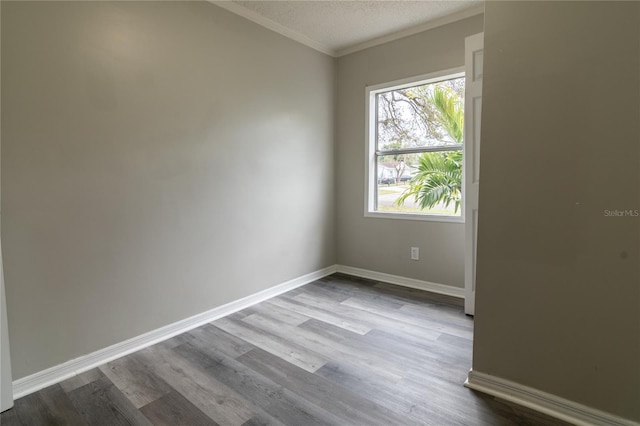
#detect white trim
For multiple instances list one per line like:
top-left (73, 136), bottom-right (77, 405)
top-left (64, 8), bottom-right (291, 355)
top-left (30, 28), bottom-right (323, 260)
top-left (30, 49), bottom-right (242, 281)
top-left (11, 264), bottom-right (462, 400)
top-left (209, 2), bottom-right (483, 59)
top-left (465, 370), bottom-right (639, 426)
top-left (12, 265), bottom-right (338, 400)
top-left (367, 68), bottom-right (465, 94)
top-left (210, 1), bottom-right (336, 57)
top-left (463, 32), bottom-right (484, 316)
top-left (337, 4), bottom-right (485, 57)
top-left (364, 79), bottom-right (376, 218)
top-left (336, 265), bottom-right (464, 299)
top-left (364, 211), bottom-right (464, 223)
top-left (364, 68), bottom-right (466, 223)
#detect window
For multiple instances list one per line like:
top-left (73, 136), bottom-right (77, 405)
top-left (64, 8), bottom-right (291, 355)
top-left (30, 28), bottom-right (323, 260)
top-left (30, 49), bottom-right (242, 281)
top-left (365, 69), bottom-right (465, 222)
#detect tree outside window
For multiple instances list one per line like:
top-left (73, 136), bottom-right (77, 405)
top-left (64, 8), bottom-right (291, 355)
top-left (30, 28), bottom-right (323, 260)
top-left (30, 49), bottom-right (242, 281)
top-left (368, 73), bottom-right (464, 219)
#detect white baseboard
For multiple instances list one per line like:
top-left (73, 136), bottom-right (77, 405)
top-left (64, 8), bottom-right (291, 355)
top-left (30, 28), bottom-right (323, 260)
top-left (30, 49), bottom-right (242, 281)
top-left (12, 265), bottom-right (338, 400)
top-left (465, 369), bottom-right (639, 426)
top-left (336, 265), bottom-right (464, 299)
top-left (14, 265), bottom-right (633, 426)
top-left (11, 264), bottom-right (460, 400)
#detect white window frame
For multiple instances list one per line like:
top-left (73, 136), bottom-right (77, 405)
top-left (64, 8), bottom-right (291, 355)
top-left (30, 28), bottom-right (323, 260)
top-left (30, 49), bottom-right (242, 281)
top-left (364, 67), bottom-right (465, 223)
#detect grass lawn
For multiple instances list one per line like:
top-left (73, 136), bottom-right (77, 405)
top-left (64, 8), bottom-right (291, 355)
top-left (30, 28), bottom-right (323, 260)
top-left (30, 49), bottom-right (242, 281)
top-left (377, 184), bottom-right (459, 216)
top-left (378, 188), bottom-right (401, 195)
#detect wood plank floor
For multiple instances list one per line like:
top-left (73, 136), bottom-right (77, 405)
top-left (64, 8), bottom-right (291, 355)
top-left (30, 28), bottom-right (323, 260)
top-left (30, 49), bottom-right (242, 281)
top-left (1, 274), bottom-right (570, 425)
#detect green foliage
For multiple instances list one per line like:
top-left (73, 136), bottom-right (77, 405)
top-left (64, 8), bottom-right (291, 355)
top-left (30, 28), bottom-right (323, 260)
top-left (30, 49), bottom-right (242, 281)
top-left (395, 84), bottom-right (464, 213)
top-left (431, 86), bottom-right (464, 143)
top-left (395, 151), bottom-right (462, 213)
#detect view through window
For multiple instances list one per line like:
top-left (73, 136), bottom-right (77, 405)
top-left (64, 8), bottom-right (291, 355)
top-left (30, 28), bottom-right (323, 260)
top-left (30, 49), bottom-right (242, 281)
top-left (368, 73), bottom-right (465, 219)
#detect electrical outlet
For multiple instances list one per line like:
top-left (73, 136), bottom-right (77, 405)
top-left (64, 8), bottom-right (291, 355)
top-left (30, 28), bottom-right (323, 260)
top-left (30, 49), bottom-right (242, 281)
top-left (411, 247), bottom-right (419, 260)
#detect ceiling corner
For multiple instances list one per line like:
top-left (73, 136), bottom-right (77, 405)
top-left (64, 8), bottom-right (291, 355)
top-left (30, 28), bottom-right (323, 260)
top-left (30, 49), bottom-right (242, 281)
top-left (336, 3), bottom-right (485, 57)
top-left (210, 1), bottom-right (338, 57)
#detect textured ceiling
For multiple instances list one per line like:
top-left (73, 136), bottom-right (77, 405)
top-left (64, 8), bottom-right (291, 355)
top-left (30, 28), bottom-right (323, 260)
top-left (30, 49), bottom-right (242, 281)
top-left (222, 1), bottom-right (484, 56)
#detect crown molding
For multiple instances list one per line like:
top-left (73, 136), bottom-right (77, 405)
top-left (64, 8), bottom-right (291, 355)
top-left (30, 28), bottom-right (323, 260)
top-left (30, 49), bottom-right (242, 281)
top-left (210, 1), bottom-right (337, 57)
top-left (209, 1), bottom-right (484, 59)
top-left (336, 3), bottom-right (485, 57)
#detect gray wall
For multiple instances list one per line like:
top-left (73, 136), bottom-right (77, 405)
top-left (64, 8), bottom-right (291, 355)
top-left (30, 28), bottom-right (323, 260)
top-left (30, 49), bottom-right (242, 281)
top-left (473, 1), bottom-right (639, 421)
top-left (1, 1), bottom-right (335, 379)
top-left (335, 15), bottom-right (484, 288)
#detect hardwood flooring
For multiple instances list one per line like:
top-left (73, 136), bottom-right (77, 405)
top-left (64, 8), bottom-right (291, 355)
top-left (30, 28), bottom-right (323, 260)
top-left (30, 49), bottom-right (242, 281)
top-left (1, 274), bottom-right (570, 425)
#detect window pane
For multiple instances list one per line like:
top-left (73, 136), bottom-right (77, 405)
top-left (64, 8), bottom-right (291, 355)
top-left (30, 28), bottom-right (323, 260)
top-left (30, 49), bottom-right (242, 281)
top-left (376, 77), bottom-right (464, 151)
top-left (376, 151), bottom-right (462, 216)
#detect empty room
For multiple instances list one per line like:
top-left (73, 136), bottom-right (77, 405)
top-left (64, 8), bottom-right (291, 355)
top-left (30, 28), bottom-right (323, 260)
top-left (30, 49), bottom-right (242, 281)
top-left (1, 1), bottom-right (638, 425)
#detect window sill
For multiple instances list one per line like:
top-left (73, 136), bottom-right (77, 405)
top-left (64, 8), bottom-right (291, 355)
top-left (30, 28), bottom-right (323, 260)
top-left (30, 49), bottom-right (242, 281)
top-left (364, 211), bottom-right (464, 223)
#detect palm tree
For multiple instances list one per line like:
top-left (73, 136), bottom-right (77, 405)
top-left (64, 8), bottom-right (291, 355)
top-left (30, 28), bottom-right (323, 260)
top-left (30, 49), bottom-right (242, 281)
top-left (430, 85), bottom-right (464, 143)
top-left (395, 85), bottom-right (464, 213)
